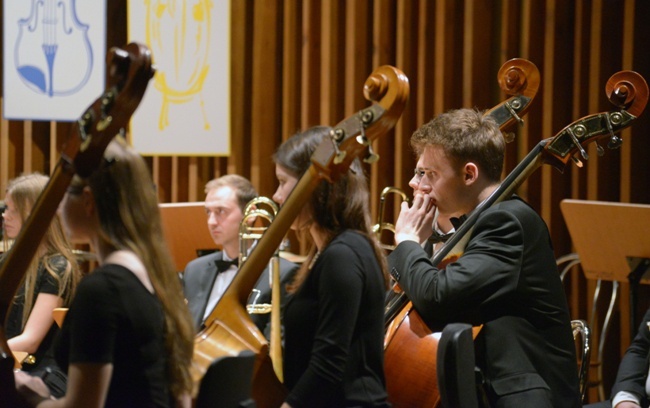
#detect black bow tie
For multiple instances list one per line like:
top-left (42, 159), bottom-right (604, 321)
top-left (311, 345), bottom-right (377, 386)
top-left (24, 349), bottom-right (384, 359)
top-left (427, 215), bottom-right (467, 244)
top-left (427, 230), bottom-right (453, 244)
top-left (215, 258), bottom-right (239, 272)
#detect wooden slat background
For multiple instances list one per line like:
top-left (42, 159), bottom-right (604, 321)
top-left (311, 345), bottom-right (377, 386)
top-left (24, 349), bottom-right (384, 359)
top-left (1, 0), bottom-right (649, 402)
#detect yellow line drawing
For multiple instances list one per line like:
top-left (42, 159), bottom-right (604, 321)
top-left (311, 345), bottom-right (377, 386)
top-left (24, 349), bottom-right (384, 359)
top-left (145, 0), bottom-right (213, 130)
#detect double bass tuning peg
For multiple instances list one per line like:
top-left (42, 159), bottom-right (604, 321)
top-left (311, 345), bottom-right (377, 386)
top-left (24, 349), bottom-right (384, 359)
top-left (607, 134), bottom-right (623, 149)
top-left (364, 144), bottom-right (380, 164)
top-left (570, 156), bottom-right (584, 168)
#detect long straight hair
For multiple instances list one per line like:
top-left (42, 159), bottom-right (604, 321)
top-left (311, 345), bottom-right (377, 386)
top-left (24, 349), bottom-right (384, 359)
top-left (4, 173), bottom-right (80, 328)
top-left (71, 138), bottom-right (195, 398)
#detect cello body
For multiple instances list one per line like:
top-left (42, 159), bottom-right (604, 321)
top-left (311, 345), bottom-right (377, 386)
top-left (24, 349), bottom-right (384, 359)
top-left (385, 302), bottom-right (442, 407)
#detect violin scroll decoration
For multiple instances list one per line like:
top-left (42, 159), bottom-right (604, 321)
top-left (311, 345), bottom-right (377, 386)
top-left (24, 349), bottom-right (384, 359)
top-left (543, 70), bottom-right (649, 170)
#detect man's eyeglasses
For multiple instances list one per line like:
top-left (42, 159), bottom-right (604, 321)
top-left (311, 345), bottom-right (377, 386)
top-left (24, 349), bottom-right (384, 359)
top-left (412, 168), bottom-right (434, 183)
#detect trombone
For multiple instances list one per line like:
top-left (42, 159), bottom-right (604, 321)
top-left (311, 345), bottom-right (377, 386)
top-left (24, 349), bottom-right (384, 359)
top-left (238, 196), bottom-right (284, 382)
top-left (239, 196), bottom-right (279, 268)
top-left (372, 186), bottom-right (409, 252)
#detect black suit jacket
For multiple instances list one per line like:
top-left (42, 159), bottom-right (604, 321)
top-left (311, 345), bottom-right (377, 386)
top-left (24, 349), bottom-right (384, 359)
top-left (388, 197), bottom-right (581, 408)
top-left (182, 250), bottom-right (298, 335)
top-left (610, 308), bottom-right (650, 407)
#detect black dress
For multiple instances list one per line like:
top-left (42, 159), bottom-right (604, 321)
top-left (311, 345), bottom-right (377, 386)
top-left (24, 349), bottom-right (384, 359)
top-left (6, 255), bottom-right (69, 397)
top-left (283, 230), bottom-right (389, 408)
top-left (55, 264), bottom-right (173, 408)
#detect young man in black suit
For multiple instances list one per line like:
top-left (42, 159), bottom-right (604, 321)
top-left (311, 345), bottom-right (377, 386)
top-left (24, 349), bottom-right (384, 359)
top-left (388, 108), bottom-right (582, 407)
top-left (182, 174), bottom-right (298, 336)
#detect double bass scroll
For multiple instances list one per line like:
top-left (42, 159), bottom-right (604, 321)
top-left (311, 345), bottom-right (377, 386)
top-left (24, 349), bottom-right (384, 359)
top-left (191, 66), bottom-right (409, 407)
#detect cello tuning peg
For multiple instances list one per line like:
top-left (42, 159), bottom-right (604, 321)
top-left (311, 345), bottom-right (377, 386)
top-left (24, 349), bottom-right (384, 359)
top-left (571, 155), bottom-right (584, 168)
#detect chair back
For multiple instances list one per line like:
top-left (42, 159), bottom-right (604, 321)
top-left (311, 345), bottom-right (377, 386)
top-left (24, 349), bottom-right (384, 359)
top-left (437, 323), bottom-right (479, 408)
top-left (196, 350), bottom-right (257, 408)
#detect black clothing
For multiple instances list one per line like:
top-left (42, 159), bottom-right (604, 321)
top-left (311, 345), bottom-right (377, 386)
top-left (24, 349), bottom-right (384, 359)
top-left (283, 230), bottom-right (389, 408)
top-left (6, 255), bottom-right (69, 397)
top-left (55, 264), bottom-right (173, 408)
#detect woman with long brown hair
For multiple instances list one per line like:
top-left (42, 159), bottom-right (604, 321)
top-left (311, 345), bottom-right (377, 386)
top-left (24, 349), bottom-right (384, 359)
top-left (15, 137), bottom-right (195, 407)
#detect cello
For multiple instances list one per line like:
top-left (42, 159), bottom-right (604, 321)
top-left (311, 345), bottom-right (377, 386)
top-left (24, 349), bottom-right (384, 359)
top-left (383, 70), bottom-right (649, 407)
top-left (0, 43), bottom-right (154, 407)
top-left (191, 65), bottom-right (409, 407)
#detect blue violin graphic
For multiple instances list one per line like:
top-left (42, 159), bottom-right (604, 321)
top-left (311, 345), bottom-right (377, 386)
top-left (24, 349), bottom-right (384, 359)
top-left (14, 0), bottom-right (93, 97)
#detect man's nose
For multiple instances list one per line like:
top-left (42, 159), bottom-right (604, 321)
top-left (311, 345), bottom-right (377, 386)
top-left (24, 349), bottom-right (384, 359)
top-left (415, 177), bottom-right (431, 193)
top-left (408, 175), bottom-right (420, 191)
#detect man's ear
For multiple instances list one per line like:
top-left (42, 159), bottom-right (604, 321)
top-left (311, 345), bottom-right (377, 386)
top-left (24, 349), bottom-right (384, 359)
top-left (464, 162), bottom-right (479, 185)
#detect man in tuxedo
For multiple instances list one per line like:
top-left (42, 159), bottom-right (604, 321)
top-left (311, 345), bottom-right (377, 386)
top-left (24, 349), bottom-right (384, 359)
top-left (387, 108), bottom-right (581, 407)
top-left (182, 174), bottom-right (298, 336)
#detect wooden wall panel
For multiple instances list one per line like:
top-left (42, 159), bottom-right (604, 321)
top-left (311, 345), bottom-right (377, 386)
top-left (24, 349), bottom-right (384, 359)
top-left (2, 0), bottom-right (650, 402)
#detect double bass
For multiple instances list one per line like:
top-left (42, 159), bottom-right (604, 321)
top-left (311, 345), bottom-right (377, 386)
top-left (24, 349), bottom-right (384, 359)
top-left (0, 43), bottom-right (154, 407)
top-left (191, 65), bottom-right (410, 407)
top-left (383, 69), bottom-right (649, 407)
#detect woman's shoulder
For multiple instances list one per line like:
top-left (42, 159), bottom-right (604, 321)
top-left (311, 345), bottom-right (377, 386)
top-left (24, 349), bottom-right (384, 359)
top-left (323, 230), bottom-right (375, 262)
top-left (329, 229), bottom-right (371, 247)
top-left (42, 253), bottom-right (71, 275)
top-left (77, 264), bottom-right (127, 291)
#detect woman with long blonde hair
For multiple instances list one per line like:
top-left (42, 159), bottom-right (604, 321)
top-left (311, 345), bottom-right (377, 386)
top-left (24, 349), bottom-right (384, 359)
top-left (15, 137), bottom-right (195, 407)
top-left (2, 173), bottom-right (80, 397)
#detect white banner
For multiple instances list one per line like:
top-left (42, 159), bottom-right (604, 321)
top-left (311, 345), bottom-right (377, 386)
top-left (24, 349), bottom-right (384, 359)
top-left (128, 0), bottom-right (231, 156)
top-left (2, 1), bottom-right (106, 121)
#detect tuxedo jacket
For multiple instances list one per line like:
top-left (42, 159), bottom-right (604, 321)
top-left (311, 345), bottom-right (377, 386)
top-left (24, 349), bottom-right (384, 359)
top-left (182, 250), bottom-right (298, 335)
top-left (388, 197), bottom-right (581, 408)
top-left (610, 307), bottom-right (650, 407)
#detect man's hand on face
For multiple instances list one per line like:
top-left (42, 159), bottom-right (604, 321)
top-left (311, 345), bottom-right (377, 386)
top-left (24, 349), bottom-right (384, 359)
top-left (394, 193), bottom-right (436, 246)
